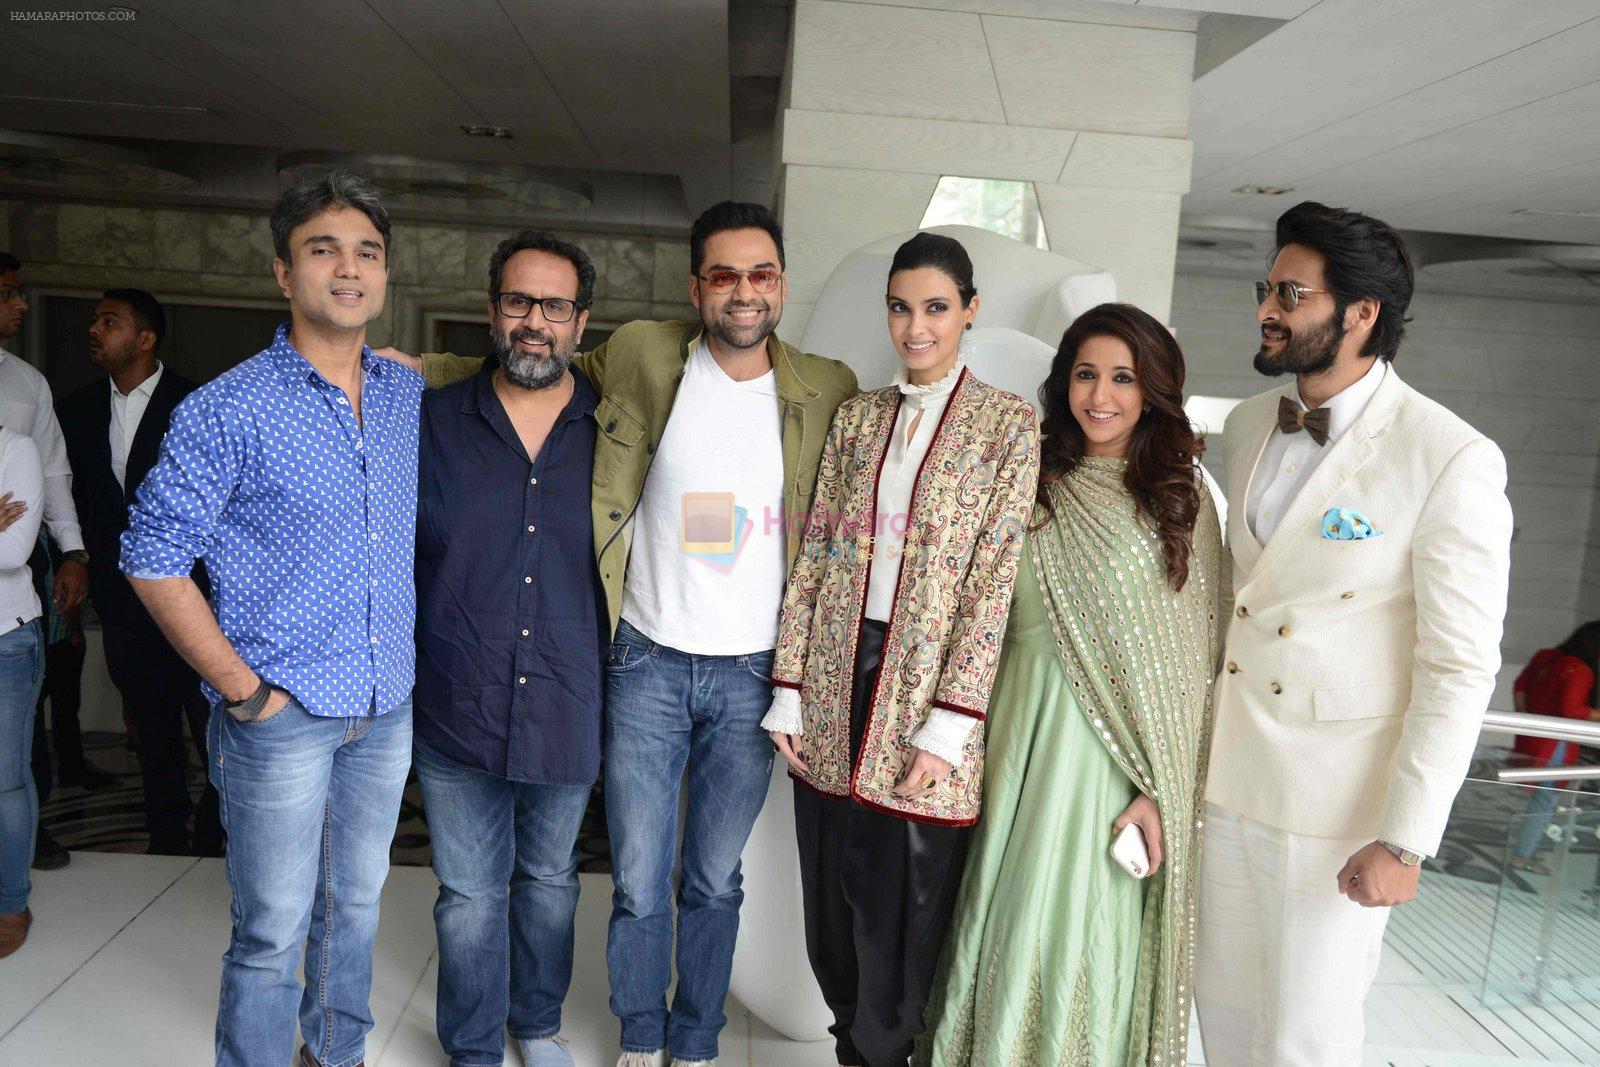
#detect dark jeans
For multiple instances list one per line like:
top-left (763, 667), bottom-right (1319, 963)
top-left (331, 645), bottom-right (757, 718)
top-left (793, 619), bottom-right (972, 1067)
top-left (414, 742), bottom-right (593, 1066)
top-left (103, 620), bottom-right (223, 855)
top-left (603, 619), bottom-right (777, 1062)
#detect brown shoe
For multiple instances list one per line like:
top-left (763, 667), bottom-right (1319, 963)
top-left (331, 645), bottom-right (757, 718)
top-left (297, 1046), bottom-right (362, 1067)
top-left (0, 908), bottom-right (32, 958)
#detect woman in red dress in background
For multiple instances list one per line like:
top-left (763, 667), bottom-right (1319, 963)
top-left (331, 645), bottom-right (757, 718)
top-left (1509, 621), bottom-right (1600, 874)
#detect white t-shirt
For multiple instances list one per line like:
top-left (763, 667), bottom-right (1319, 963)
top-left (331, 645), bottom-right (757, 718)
top-left (620, 340), bottom-right (788, 655)
top-left (0, 427), bottom-right (45, 635)
top-left (1247, 358), bottom-right (1386, 543)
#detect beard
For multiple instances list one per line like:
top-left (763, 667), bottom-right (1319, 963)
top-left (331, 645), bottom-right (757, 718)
top-left (1253, 308), bottom-right (1345, 377)
top-left (703, 298), bottom-right (780, 351)
top-left (89, 338), bottom-right (138, 375)
top-left (494, 324), bottom-right (576, 390)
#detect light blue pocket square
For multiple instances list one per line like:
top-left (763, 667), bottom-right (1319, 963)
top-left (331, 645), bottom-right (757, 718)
top-left (1321, 507), bottom-right (1381, 540)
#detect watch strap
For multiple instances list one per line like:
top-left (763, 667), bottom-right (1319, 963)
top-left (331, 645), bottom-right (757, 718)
top-left (224, 679), bottom-right (272, 719)
top-left (1379, 840), bottom-right (1424, 866)
top-left (61, 549), bottom-right (90, 566)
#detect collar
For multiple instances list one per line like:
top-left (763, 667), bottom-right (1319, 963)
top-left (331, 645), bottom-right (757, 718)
top-left (269, 323), bottom-right (380, 388)
top-left (113, 361), bottom-right (165, 401)
top-left (682, 324), bottom-right (822, 403)
top-left (464, 358), bottom-right (599, 424)
top-left (1292, 357), bottom-right (1386, 447)
top-left (892, 355), bottom-right (964, 411)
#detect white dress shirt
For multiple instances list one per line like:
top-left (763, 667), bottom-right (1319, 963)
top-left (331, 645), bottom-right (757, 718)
top-left (111, 362), bottom-right (164, 490)
top-left (1246, 357), bottom-right (1386, 543)
top-left (0, 347), bottom-right (84, 552)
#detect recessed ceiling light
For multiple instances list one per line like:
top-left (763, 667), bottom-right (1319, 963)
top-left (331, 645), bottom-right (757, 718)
top-left (460, 124), bottom-right (514, 139)
top-left (1233, 185), bottom-right (1293, 196)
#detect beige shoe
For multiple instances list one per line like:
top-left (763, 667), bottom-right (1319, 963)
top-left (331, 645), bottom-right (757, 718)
top-left (671, 1060), bottom-right (716, 1067)
top-left (616, 1053), bottom-right (665, 1067)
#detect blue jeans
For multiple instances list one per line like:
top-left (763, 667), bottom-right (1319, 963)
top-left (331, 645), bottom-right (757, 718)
top-left (208, 696), bottom-right (412, 1067)
top-left (414, 741), bottom-right (592, 1066)
top-left (604, 619), bottom-right (777, 1061)
top-left (0, 619), bottom-right (44, 915)
top-left (1516, 741), bottom-right (1571, 859)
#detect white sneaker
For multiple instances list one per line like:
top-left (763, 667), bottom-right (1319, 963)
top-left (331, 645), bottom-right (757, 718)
top-left (517, 1036), bottom-right (575, 1066)
top-left (670, 1060), bottom-right (716, 1067)
top-left (616, 1052), bottom-right (666, 1067)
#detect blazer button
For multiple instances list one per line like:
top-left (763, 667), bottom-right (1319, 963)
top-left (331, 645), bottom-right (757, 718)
top-left (1236, 605), bottom-right (1249, 618)
top-left (1269, 682), bottom-right (1283, 695)
top-left (1226, 661), bottom-right (1239, 674)
top-left (1340, 591), bottom-right (1356, 600)
top-left (610, 510), bottom-right (622, 520)
top-left (1278, 626), bottom-right (1291, 637)
top-left (605, 420), bottom-right (617, 433)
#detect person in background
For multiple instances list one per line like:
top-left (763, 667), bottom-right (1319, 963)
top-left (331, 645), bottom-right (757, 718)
top-left (0, 251), bottom-right (88, 872)
top-left (1507, 621), bottom-right (1600, 874)
top-left (0, 421), bottom-right (46, 957)
top-left (58, 288), bottom-right (220, 856)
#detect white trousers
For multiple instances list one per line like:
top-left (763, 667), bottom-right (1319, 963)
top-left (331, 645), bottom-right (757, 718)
top-left (1194, 803), bottom-right (1391, 1067)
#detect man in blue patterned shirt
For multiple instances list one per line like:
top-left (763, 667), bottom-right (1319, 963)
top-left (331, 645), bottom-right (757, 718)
top-left (122, 172), bottom-right (422, 1067)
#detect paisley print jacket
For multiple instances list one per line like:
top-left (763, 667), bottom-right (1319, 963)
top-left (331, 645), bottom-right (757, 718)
top-left (770, 367), bottom-right (1039, 825)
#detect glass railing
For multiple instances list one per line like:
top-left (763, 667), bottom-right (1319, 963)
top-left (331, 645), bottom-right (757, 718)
top-left (1376, 716), bottom-right (1600, 1064)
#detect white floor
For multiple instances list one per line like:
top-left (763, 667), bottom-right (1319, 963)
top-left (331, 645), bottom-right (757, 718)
top-left (2, 853), bottom-right (1592, 1066)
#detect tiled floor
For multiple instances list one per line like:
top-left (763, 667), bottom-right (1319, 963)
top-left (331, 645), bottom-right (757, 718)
top-left (4, 853), bottom-right (1595, 1066)
top-left (0, 854), bottom-right (832, 1066)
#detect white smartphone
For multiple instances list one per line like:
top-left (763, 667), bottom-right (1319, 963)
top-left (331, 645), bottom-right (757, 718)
top-left (1110, 822), bottom-right (1151, 879)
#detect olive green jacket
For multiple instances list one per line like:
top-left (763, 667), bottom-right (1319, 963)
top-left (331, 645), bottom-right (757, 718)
top-left (421, 319), bottom-right (859, 638)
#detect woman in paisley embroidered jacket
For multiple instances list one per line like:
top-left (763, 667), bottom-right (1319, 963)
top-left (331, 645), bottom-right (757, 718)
top-left (761, 232), bottom-right (1039, 1067)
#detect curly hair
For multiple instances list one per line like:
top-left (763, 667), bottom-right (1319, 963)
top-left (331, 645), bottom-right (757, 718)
top-left (1036, 302), bottom-right (1205, 591)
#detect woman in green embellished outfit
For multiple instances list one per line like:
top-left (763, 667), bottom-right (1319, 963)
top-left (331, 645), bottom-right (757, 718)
top-left (919, 303), bottom-right (1222, 1066)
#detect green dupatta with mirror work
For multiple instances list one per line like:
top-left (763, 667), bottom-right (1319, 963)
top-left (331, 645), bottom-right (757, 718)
top-left (1030, 456), bottom-right (1222, 1065)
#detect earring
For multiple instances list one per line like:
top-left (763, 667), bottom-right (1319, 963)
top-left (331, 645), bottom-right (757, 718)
top-left (964, 322), bottom-right (972, 331)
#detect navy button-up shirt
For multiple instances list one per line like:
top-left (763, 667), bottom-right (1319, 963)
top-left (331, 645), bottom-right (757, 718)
top-left (414, 362), bottom-right (605, 785)
top-left (121, 324), bottom-right (422, 718)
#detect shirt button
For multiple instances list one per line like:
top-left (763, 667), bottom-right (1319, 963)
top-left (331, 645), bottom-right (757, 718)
top-left (1236, 605), bottom-right (1249, 618)
top-left (1270, 682), bottom-right (1283, 695)
top-left (530, 476), bottom-right (537, 485)
top-left (521, 629), bottom-right (529, 637)
top-left (1278, 626), bottom-right (1291, 637)
top-left (523, 576), bottom-right (532, 584)
top-left (518, 676), bottom-right (526, 685)
top-left (1340, 591), bottom-right (1356, 600)
top-left (338, 397), bottom-right (348, 405)
top-left (1226, 661), bottom-right (1239, 674)
top-left (371, 635), bottom-right (380, 644)
top-left (1286, 464), bottom-right (1296, 474)
top-left (370, 533), bottom-right (379, 542)
top-left (356, 439), bottom-right (364, 450)
top-left (528, 525), bottom-right (536, 533)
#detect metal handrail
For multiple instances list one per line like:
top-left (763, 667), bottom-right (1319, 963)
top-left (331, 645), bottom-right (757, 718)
top-left (1496, 766), bottom-right (1600, 783)
top-left (1480, 709), bottom-right (1600, 745)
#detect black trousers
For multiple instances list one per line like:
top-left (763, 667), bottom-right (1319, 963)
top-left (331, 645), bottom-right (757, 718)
top-left (102, 621), bottom-right (223, 855)
top-left (793, 619), bottom-right (973, 1067)
top-left (38, 636), bottom-right (87, 775)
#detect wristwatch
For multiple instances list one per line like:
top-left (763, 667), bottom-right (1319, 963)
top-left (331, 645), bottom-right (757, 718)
top-left (61, 549), bottom-right (90, 566)
top-left (1379, 840), bottom-right (1424, 867)
top-left (223, 679), bottom-right (274, 722)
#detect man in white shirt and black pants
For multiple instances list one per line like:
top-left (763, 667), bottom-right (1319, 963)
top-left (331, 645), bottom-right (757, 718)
top-left (56, 289), bottom-right (221, 856)
top-left (1195, 203), bottom-right (1513, 1065)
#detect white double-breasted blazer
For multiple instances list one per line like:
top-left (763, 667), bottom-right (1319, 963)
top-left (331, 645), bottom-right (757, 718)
top-left (1206, 367), bottom-right (1513, 855)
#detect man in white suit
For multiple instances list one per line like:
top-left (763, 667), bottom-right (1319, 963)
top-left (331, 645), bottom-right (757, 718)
top-left (1194, 202), bottom-right (1513, 1065)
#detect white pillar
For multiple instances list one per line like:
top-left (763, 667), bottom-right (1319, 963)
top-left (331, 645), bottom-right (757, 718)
top-left (775, 0), bottom-right (1197, 339)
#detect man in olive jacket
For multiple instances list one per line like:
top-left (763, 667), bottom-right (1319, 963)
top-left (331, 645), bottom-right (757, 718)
top-left (414, 202), bottom-right (856, 1067)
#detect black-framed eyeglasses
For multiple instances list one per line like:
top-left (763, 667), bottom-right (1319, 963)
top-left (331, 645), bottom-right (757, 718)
top-left (1254, 280), bottom-right (1332, 312)
top-left (494, 292), bottom-right (583, 323)
top-left (0, 285), bottom-right (28, 306)
top-left (696, 268), bottom-right (782, 294)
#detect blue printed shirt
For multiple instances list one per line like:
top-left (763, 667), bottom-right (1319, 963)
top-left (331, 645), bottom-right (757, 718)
top-left (120, 324), bottom-right (423, 718)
